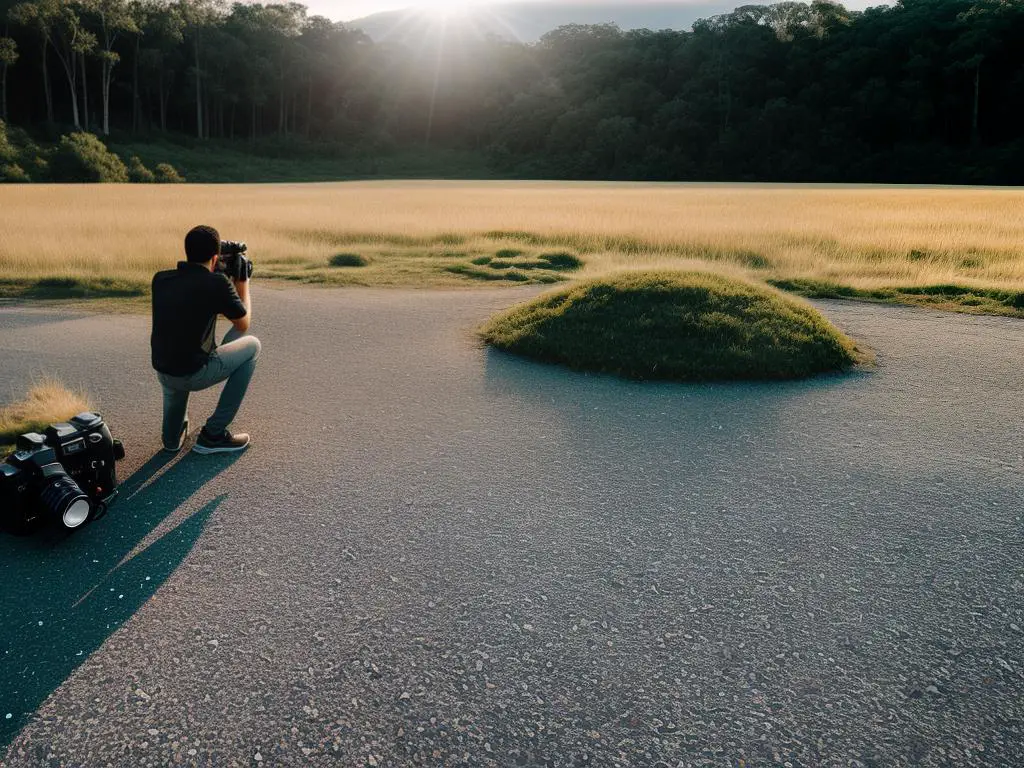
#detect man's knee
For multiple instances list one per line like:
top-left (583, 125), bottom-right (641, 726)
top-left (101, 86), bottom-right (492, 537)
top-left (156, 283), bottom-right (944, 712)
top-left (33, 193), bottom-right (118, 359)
top-left (245, 335), bottom-right (262, 362)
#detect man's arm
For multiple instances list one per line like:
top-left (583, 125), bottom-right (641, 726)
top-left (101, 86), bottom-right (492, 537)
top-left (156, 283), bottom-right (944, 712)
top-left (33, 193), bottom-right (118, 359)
top-left (230, 277), bottom-right (252, 334)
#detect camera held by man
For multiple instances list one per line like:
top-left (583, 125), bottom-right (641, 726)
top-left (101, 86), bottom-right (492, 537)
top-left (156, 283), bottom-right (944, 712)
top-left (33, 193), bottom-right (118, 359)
top-left (216, 240), bottom-right (254, 282)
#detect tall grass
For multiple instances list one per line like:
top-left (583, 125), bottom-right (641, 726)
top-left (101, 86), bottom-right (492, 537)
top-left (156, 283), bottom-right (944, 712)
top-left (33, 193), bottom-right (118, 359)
top-left (0, 380), bottom-right (93, 454)
top-left (1, 181), bottom-right (1022, 295)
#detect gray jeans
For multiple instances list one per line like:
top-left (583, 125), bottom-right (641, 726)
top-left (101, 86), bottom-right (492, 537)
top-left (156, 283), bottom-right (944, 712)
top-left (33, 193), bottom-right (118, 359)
top-left (157, 327), bottom-right (261, 448)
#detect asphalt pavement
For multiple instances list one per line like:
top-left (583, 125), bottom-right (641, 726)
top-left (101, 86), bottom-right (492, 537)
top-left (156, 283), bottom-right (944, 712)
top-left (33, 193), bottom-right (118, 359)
top-left (0, 286), bottom-right (1022, 767)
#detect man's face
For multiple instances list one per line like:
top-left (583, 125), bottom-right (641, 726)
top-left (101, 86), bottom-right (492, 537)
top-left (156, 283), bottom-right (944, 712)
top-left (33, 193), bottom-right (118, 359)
top-left (208, 243), bottom-right (220, 272)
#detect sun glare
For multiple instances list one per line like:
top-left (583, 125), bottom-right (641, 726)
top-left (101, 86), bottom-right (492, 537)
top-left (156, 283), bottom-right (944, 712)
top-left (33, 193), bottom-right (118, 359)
top-left (413, 0), bottom-right (474, 18)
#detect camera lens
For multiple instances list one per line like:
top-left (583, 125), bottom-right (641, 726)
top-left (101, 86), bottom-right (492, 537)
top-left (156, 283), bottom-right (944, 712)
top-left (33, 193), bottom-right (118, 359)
top-left (37, 464), bottom-right (92, 529)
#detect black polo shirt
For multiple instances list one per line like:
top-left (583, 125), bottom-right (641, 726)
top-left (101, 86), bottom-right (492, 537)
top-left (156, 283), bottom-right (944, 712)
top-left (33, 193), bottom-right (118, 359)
top-left (151, 262), bottom-right (247, 376)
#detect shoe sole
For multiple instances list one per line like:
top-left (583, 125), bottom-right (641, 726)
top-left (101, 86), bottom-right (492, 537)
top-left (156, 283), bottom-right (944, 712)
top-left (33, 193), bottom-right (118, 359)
top-left (192, 441), bottom-right (249, 455)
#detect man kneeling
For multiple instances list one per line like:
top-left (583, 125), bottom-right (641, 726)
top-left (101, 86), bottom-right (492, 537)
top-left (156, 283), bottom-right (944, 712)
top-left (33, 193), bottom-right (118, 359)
top-left (151, 225), bottom-right (261, 454)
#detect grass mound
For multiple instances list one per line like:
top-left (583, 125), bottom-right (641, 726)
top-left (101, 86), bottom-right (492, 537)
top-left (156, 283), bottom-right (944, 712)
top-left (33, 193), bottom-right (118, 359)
top-left (480, 271), bottom-right (860, 381)
top-left (0, 381), bottom-right (92, 456)
top-left (329, 253), bottom-right (369, 267)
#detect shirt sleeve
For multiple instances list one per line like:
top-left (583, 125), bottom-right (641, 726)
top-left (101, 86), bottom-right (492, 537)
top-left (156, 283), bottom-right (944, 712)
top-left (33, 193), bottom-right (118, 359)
top-left (217, 274), bottom-right (248, 320)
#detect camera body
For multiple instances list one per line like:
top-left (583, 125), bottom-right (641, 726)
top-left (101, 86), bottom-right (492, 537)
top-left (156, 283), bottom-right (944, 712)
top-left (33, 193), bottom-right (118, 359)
top-left (0, 413), bottom-right (125, 534)
top-left (216, 240), bottom-right (253, 282)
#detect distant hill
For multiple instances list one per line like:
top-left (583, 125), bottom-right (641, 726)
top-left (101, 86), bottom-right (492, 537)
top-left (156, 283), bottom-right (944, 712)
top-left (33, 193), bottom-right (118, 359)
top-left (348, 3), bottom-right (739, 44)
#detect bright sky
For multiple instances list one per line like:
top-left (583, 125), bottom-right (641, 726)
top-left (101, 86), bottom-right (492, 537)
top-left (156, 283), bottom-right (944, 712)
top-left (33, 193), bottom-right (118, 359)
top-left (311, 0), bottom-right (885, 23)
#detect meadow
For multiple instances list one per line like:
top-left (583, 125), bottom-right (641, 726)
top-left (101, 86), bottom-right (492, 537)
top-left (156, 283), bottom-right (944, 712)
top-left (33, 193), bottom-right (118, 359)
top-left (1, 181), bottom-right (1023, 314)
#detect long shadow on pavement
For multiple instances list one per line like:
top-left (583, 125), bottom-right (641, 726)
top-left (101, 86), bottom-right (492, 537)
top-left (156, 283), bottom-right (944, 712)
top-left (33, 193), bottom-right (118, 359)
top-left (0, 450), bottom-right (241, 747)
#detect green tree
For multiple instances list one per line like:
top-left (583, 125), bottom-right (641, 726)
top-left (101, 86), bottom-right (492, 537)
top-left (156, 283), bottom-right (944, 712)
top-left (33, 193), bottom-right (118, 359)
top-left (81, 0), bottom-right (139, 134)
top-left (9, 0), bottom-right (57, 124)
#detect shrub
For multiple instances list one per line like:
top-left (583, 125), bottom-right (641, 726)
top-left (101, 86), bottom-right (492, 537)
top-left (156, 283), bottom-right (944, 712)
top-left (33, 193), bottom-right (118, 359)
top-left (329, 253), bottom-right (368, 267)
top-left (1, 163), bottom-right (30, 183)
top-left (126, 155), bottom-right (156, 183)
top-left (49, 132), bottom-right (128, 183)
top-left (0, 119), bottom-right (16, 162)
top-left (480, 271), bottom-right (860, 381)
top-left (154, 162), bottom-right (185, 183)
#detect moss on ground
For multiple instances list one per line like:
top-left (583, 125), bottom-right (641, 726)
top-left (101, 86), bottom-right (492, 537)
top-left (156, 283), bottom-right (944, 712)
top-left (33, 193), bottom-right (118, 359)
top-left (480, 271), bottom-right (861, 381)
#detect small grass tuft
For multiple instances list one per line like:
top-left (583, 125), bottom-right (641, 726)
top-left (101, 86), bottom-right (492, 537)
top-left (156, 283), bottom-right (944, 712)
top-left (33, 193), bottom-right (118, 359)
top-left (496, 249), bottom-right (525, 259)
top-left (736, 251), bottom-right (772, 269)
top-left (471, 256), bottom-right (493, 265)
top-left (480, 271), bottom-right (860, 381)
top-left (329, 253), bottom-right (369, 268)
top-left (0, 380), bottom-right (93, 456)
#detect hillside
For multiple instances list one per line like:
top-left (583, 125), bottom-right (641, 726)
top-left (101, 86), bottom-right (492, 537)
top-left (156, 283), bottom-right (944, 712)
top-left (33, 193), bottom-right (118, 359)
top-left (348, 2), bottom-right (737, 43)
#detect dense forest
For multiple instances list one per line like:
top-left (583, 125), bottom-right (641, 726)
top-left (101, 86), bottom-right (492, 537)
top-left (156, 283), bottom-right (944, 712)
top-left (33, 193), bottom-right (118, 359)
top-left (0, 0), bottom-right (1023, 183)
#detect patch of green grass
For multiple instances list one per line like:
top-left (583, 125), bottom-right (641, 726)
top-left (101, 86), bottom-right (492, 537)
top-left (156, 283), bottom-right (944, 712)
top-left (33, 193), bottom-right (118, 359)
top-left (0, 277), bottom-right (148, 300)
top-left (446, 247), bottom-right (584, 285)
top-left (768, 278), bottom-right (1024, 317)
top-left (329, 253), bottom-right (369, 267)
top-left (537, 252), bottom-right (584, 271)
top-left (480, 271), bottom-right (861, 381)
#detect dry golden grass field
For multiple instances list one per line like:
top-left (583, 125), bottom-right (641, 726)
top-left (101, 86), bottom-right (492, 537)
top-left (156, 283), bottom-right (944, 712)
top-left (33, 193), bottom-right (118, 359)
top-left (1, 181), bottom-right (1022, 313)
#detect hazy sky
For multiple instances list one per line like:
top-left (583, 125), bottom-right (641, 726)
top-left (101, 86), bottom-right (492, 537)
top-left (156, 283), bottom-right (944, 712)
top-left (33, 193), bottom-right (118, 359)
top-left (309, 0), bottom-right (888, 23)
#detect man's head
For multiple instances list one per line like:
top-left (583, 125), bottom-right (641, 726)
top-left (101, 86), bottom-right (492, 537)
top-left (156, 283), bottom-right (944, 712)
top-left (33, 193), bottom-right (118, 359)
top-left (185, 225), bottom-right (221, 267)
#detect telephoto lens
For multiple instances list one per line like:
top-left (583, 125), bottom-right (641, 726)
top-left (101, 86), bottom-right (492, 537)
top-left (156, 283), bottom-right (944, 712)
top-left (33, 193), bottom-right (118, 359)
top-left (37, 463), bottom-right (92, 529)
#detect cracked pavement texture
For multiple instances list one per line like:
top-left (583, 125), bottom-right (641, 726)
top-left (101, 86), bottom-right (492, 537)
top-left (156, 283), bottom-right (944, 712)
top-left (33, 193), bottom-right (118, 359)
top-left (0, 287), bottom-right (1022, 767)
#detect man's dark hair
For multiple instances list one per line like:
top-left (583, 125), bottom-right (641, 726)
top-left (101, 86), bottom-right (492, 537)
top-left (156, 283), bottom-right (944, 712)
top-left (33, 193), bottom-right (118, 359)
top-left (185, 225), bottom-right (221, 263)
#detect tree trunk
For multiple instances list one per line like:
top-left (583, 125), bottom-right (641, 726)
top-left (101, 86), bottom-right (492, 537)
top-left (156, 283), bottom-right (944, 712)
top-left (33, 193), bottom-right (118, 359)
top-left (193, 34), bottom-right (203, 139)
top-left (251, 99), bottom-right (257, 143)
top-left (279, 81), bottom-right (285, 135)
top-left (1, 63), bottom-right (7, 122)
top-left (101, 56), bottom-right (113, 136)
top-left (102, 58), bottom-right (111, 135)
top-left (159, 68), bottom-right (167, 132)
top-left (61, 54), bottom-right (80, 130)
top-left (42, 38), bottom-right (54, 125)
top-left (80, 52), bottom-right (89, 132)
top-left (306, 75), bottom-right (312, 139)
top-left (971, 59), bottom-right (981, 148)
top-left (132, 36), bottom-right (140, 134)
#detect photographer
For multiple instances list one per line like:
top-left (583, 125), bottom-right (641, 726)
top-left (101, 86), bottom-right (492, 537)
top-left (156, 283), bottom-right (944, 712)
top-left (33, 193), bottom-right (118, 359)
top-left (151, 225), bottom-right (260, 454)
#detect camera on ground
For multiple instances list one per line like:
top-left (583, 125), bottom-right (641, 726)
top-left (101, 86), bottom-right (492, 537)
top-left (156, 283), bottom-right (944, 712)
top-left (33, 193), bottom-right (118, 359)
top-left (0, 413), bottom-right (125, 534)
top-left (216, 240), bottom-right (254, 281)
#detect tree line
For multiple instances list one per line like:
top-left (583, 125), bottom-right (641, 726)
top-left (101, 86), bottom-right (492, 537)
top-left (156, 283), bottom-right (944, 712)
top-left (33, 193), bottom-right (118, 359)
top-left (0, 0), bottom-right (1022, 183)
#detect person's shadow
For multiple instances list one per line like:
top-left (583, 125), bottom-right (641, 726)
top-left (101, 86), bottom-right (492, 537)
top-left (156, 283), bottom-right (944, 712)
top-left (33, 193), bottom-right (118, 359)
top-left (0, 450), bottom-right (242, 747)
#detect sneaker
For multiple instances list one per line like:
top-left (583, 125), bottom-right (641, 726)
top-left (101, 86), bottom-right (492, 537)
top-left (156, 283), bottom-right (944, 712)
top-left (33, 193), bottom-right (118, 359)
top-left (192, 427), bottom-right (250, 455)
top-left (163, 418), bottom-right (189, 453)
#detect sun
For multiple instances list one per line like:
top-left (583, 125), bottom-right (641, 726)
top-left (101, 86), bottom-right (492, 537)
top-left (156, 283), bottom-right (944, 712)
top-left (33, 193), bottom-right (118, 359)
top-left (412, 0), bottom-right (475, 18)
